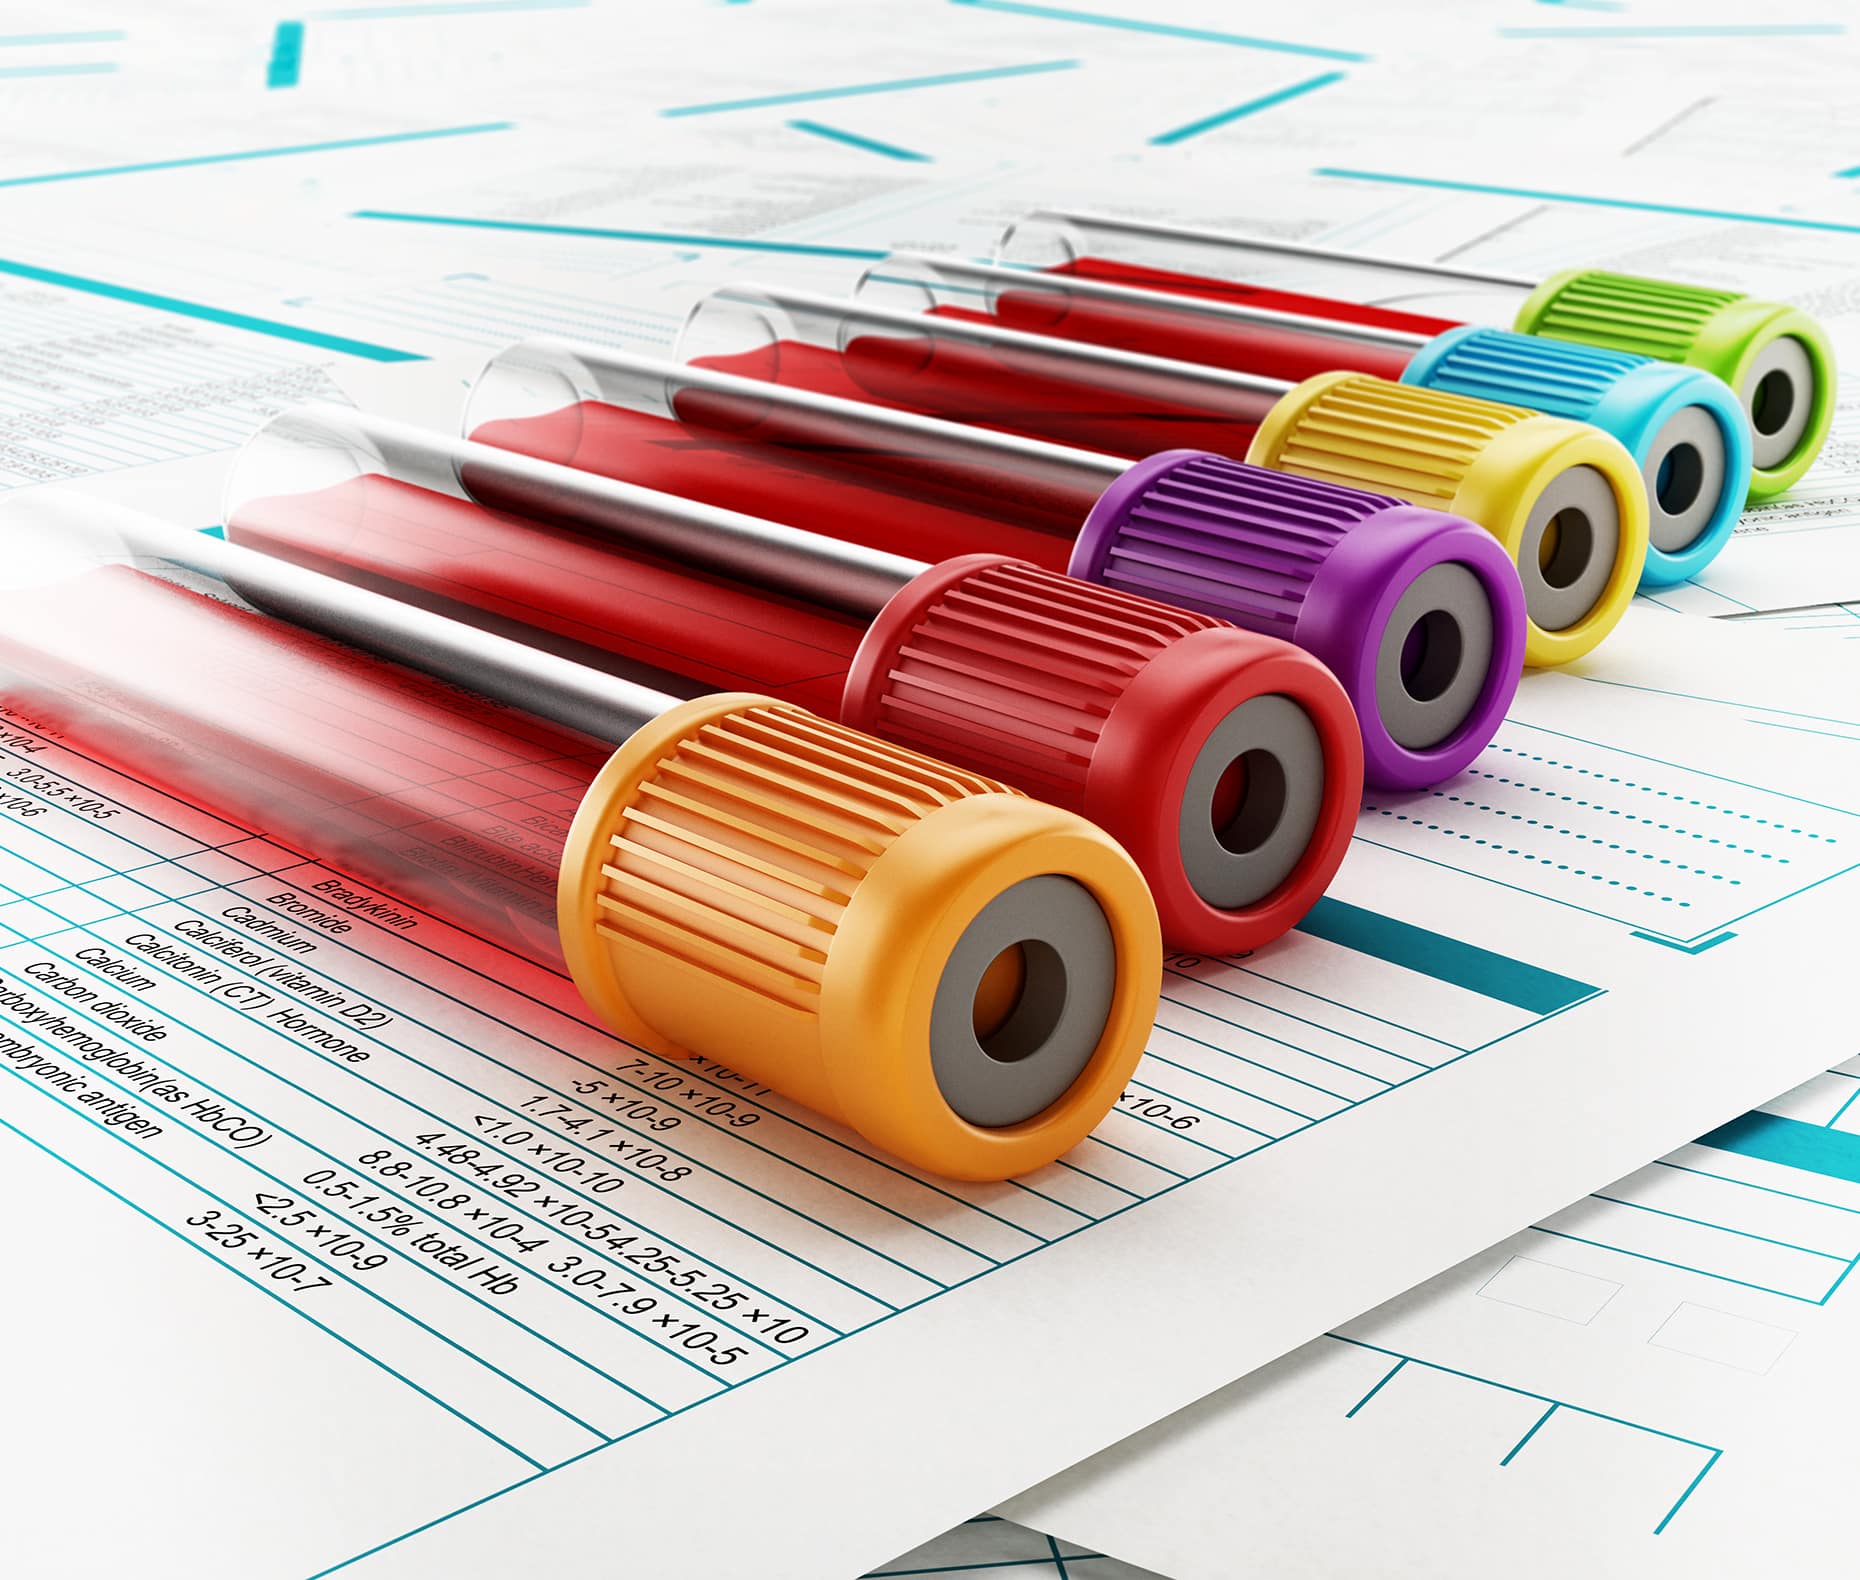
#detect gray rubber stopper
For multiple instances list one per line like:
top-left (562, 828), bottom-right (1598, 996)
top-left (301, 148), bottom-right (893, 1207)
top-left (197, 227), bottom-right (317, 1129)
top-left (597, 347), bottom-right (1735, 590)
top-left (928, 874), bottom-right (1118, 1129)
top-left (1741, 335), bottom-right (1815, 471)
top-left (1177, 693), bottom-right (1326, 911)
top-left (1515, 464), bottom-right (1622, 633)
top-left (1374, 561), bottom-right (1496, 751)
top-left (1644, 403), bottom-right (1730, 554)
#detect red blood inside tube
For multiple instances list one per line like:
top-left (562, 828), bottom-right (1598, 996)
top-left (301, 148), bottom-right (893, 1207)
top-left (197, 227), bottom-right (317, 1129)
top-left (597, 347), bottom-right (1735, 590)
top-left (752, 330), bottom-right (1262, 459)
top-left (467, 268), bottom-right (1448, 571)
top-left (1055, 256), bottom-right (1461, 337)
top-left (0, 565), bottom-right (606, 966)
top-left (228, 474), bottom-right (863, 719)
top-left (467, 335), bottom-right (1263, 578)
top-left (968, 267), bottom-right (1419, 385)
top-left (469, 377), bottom-right (1095, 571)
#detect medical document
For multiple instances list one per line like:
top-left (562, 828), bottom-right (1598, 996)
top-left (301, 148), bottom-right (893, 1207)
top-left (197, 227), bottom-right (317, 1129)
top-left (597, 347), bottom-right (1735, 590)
top-left (0, 579), bottom-right (1853, 1576)
top-left (1009, 620), bottom-right (1860, 1579)
top-left (1010, 1051), bottom-right (1860, 1579)
top-left (0, 8), bottom-right (1857, 1574)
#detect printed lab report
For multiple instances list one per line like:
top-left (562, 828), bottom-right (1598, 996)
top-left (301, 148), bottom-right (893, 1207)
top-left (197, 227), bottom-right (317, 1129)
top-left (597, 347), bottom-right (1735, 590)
top-left (0, 568), bottom-right (1854, 1576)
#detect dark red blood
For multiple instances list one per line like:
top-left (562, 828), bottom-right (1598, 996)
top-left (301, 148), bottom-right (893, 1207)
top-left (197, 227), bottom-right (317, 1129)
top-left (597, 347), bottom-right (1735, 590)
top-left (228, 474), bottom-right (863, 719)
top-left (470, 383), bottom-right (1091, 570)
top-left (976, 274), bottom-right (1418, 386)
top-left (0, 565), bottom-right (603, 966)
top-left (1059, 256), bottom-right (1461, 336)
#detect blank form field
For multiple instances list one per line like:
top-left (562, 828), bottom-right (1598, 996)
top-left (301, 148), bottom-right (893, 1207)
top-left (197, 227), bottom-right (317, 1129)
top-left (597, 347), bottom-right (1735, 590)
top-left (1649, 1303), bottom-right (1796, 1374)
top-left (1478, 1255), bottom-right (1621, 1324)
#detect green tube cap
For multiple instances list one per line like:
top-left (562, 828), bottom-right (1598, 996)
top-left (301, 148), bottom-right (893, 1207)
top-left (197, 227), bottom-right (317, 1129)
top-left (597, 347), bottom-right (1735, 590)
top-left (1515, 268), bottom-right (1835, 499)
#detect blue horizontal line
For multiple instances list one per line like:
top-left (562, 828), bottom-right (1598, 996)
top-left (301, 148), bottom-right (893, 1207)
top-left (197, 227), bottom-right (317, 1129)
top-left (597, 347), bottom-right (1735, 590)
top-left (1530, 1226), bottom-right (1825, 1301)
top-left (1700, 1110), bottom-right (1860, 1187)
top-left (787, 118), bottom-right (930, 161)
top-left (1150, 69), bottom-right (1345, 144)
top-left (0, 30), bottom-right (125, 44)
top-left (1629, 928), bottom-right (1735, 954)
top-left (0, 254), bottom-right (423, 360)
top-left (1744, 704), bottom-right (1860, 735)
top-left (948, 0), bottom-right (1370, 61)
top-left (1656, 1156), bottom-right (1860, 1216)
top-left (1586, 1188), bottom-right (1850, 1261)
top-left (1315, 166), bottom-right (1860, 236)
top-left (311, 0), bottom-right (588, 15)
top-left (661, 57), bottom-right (1078, 116)
top-left (1297, 895), bottom-right (1598, 1014)
top-left (1500, 22), bottom-right (1845, 36)
top-left (352, 209), bottom-right (888, 257)
top-left (0, 121), bottom-right (512, 191)
top-left (0, 61), bottom-right (117, 78)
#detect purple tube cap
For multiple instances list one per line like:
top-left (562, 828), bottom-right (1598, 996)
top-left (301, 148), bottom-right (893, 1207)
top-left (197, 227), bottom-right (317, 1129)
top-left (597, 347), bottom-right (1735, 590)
top-left (1071, 449), bottom-right (1527, 790)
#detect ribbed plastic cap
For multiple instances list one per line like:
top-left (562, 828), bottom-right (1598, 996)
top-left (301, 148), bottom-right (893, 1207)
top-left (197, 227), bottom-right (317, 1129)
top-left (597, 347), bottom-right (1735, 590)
top-left (1070, 452), bottom-right (1523, 789)
top-left (841, 553), bottom-right (1361, 951)
top-left (1245, 372), bottom-right (1648, 669)
top-left (1403, 325), bottom-right (1751, 587)
top-left (1514, 268), bottom-right (1834, 499)
top-left (558, 693), bottom-right (1160, 1180)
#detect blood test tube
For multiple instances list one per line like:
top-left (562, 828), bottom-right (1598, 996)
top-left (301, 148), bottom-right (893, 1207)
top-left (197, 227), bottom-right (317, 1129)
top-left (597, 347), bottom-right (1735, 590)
top-left (0, 494), bottom-right (1161, 1180)
top-left (463, 345), bottom-right (1525, 793)
top-left (223, 403), bottom-right (1363, 951)
top-left (995, 209), bottom-right (1833, 501)
top-left (669, 284), bottom-right (1645, 671)
top-left (859, 251), bottom-right (1751, 589)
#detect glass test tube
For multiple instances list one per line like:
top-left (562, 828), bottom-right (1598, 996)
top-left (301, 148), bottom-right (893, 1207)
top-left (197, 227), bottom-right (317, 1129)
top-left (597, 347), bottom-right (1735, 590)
top-left (997, 210), bottom-right (1833, 498)
top-left (465, 343), bottom-right (1525, 795)
top-left (673, 284), bottom-right (1647, 671)
top-left (859, 251), bottom-right (1752, 590)
top-left (0, 496), bottom-right (1161, 1179)
top-left (225, 403), bottom-right (1365, 952)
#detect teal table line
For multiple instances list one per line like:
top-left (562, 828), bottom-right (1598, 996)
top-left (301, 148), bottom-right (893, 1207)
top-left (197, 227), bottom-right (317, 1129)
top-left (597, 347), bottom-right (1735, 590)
top-left (1297, 896), bottom-right (1598, 1015)
top-left (311, 0), bottom-right (590, 15)
top-left (1699, 1110), bottom-right (1860, 1186)
top-left (0, 255), bottom-right (423, 361)
top-left (0, 30), bottom-right (125, 45)
top-left (0, 1108), bottom-right (544, 1472)
top-left (662, 58), bottom-right (1078, 116)
top-left (1314, 166), bottom-right (1860, 236)
top-left (266, 21), bottom-right (305, 89)
top-left (1500, 22), bottom-right (1845, 36)
top-left (0, 121), bottom-right (511, 191)
top-left (0, 62), bottom-right (117, 79)
top-left (787, 119), bottom-right (931, 162)
top-left (352, 209), bottom-right (889, 258)
top-left (1150, 70), bottom-right (1345, 145)
top-left (948, 0), bottom-right (1371, 61)
top-left (1629, 929), bottom-right (1736, 955)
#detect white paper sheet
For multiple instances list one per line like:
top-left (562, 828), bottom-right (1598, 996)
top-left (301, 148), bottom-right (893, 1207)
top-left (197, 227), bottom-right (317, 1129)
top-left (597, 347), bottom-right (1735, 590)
top-left (1007, 1050), bottom-right (1860, 1579)
top-left (2, 8), bottom-right (1857, 1575)
top-left (1010, 604), bottom-right (1860, 1580)
top-left (1, 580), bottom-right (1855, 1577)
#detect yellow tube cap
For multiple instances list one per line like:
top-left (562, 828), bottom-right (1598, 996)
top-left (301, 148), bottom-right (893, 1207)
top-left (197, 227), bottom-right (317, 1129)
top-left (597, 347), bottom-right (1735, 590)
top-left (1248, 372), bottom-right (1649, 669)
top-left (558, 694), bottom-right (1162, 1181)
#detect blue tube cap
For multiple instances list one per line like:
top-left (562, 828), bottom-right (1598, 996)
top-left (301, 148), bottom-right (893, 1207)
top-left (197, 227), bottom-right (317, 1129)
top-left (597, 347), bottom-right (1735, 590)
top-left (1403, 325), bottom-right (1751, 588)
